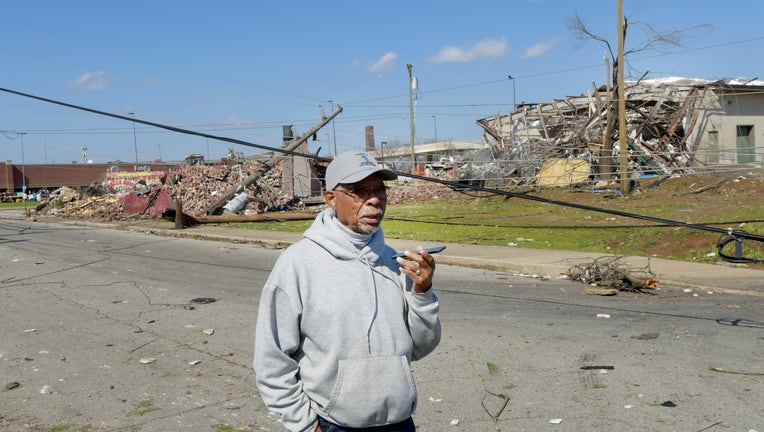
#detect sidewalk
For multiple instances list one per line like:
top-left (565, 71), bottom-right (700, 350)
top-left (3, 208), bottom-right (760, 296)
top-left (125, 220), bottom-right (763, 297)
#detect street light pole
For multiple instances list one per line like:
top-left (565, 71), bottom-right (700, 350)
top-left (508, 75), bottom-right (517, 110)
top-left (19, 132), bottom-right (26, 194)
top-left (129, 112), bottom-right (138, 163)
top-left (407, 63), bottom-right (416, 174)
top-left (43, 139), bottom-right (47, 189)
top-left (432, 115), bottom-right (438, 143)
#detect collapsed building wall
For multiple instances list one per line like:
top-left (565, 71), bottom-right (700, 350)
top-left (477, 77), bottom-right (764, 186)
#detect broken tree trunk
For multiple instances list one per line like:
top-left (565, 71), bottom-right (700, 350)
top-left (174, 198), bottom-right (184, 229)
top-left (189, 212), bottom-right (317, 224)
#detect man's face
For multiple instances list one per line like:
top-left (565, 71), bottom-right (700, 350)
top-left (325, 174), bottom-right (388, 234)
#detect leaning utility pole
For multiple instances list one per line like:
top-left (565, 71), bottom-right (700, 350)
top-left (617, 0), bottom-right (628, 195)
top-left (407, 63), bottom-right (416, 175)
top-left (203, 105), bottom-right (343, 216)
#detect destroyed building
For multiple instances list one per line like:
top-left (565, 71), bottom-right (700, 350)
top-left (476, 77), bottom-right (764, 186)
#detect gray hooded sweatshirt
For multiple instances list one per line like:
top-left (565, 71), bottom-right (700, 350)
top-left (254, 208), bottom-right (441, 432)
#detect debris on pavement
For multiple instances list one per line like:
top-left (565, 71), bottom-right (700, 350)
top-left (191, 297), bottom-right (216, 304)
top-left (567, 255), bottom-right (659, 294)
top-left (580, 365), bottom-right (615, 370)
top-left (631, 332), bottom-right (660, 340)
top-left (709, 367), bottom-right (764, 376)
top-left (481, 389), bottom-right (510, 421)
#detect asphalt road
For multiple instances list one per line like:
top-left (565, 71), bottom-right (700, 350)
top-left (1, 219), bottom-right (762, 431)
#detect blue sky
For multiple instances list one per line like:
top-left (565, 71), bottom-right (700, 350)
top-left (2, 0), bottom-right (763, 165)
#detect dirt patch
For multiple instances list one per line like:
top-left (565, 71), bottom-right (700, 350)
top-left (644, 233), bottom-right (718, 258)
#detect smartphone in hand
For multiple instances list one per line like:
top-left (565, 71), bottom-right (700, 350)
top-left (393, 245), bottom-right (446, 258)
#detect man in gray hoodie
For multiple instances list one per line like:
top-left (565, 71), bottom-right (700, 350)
top-left (254, 151), bottom-right (441, 432)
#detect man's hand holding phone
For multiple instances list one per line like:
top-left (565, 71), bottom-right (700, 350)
top-left (394, 245), bottom-right (444, 292)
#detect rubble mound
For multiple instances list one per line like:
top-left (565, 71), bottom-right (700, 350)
top-left (38, 161), bottom-right (306, 222)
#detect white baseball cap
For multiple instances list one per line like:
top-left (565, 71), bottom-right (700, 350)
top-left (325, 151), bottom-right (397, 190)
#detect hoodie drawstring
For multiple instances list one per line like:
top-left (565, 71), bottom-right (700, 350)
top-left (361, 256), bottom-right (379, 354)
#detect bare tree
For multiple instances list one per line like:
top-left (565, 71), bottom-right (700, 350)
top-left (567, 5), bottom-right (712, 180)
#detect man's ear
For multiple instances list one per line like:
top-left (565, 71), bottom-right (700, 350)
top-left (324, 190), bottom-right (336, 210)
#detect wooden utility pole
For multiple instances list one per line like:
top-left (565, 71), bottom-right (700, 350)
top-left (602, 54), bottom-right (610, 175)
top-left (407, 63), bottom-right (416, 175)
top-left (617, 0), bottom-right (628, 195)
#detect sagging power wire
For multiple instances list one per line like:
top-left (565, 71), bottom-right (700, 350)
top-left (2, 86), bottom-right (762, 263)
top-left (0, 87), bottom-right (333, 164)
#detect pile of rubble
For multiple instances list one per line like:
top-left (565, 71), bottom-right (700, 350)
top-left (387, 181), bottom-right (460, 205)
top-left (169, 160), bottom-right (298, 216)
top-left (38, 160), bottom-right (309, 223)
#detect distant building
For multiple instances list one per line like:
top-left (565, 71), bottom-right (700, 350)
top-left (0, 161), bottom-right (179, 193)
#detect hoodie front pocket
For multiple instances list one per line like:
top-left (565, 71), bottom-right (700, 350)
top-left (326, 355), bottom-right (416, 427)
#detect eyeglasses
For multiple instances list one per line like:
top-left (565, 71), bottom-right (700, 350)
top-left (334, 185), bottom-right (389, 203)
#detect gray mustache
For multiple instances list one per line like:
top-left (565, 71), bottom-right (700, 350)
top-left (360, 208), bottom-right (384, 218)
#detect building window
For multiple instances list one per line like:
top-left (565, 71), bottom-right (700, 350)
top-left (736, 125), bottom-right (755, 163)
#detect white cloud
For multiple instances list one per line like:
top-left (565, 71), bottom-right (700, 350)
top-left (429, 37), bottom-right (507, 63)
top-left (368, 52), bottom-right (397, 73)
top-left (139, 76), bottom-right (158, 85)
top-left (346, 58), bottom-right (362, 69)
top-left (522, 38), bottom-right (561, 59)
top-left (69, 71), bottom-right (114, 90)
